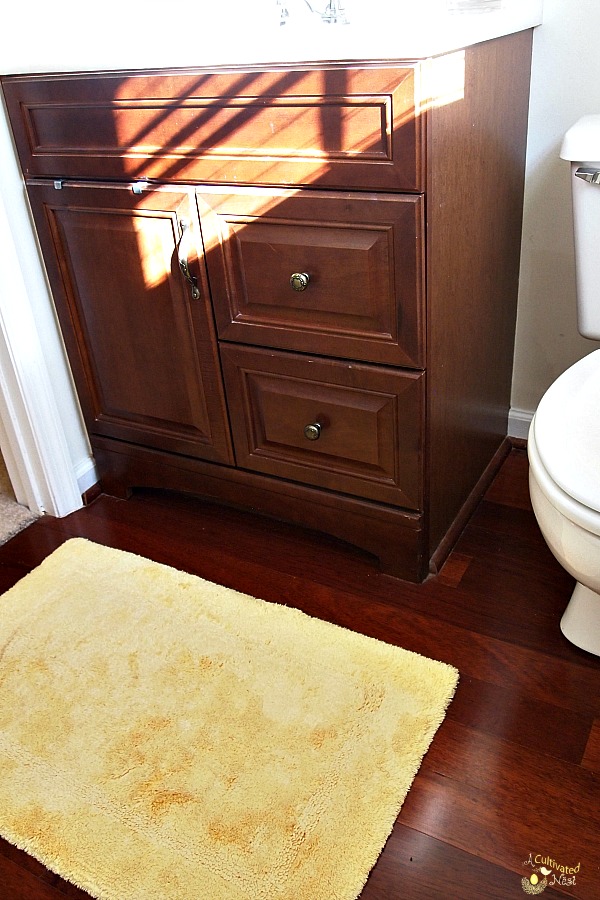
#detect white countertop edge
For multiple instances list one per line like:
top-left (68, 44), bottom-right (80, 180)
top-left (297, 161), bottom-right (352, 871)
top-left (0, 1), bottom-right (543, 76)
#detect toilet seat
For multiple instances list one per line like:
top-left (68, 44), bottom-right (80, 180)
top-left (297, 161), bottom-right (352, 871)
top-left (528, 424), bottom-right (600, 537)
top-left (532, 349), bottom-right (600, 522)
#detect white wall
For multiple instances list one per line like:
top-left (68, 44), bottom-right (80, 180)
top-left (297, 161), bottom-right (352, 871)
top-left (511, 0), bottom-right (600, 436)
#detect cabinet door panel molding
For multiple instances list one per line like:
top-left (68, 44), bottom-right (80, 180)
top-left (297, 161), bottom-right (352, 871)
top-left (26, 182), bottom-right (233, 465)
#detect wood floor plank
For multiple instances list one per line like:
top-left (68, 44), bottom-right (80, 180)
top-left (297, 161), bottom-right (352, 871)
top-left (448, 674), bottom-right (593, 764)
top-left (483, 447), bottom-right (533, 511)
top-left (582, 720), bottom-right (600, 774)
top-left (437, 552), bottom-right (473, 587)
top-left (401, 720), bottom-right (599, 898)
top-left (0, 449), bottom-right (598, 899)
top-left (0, 843), bottom-right (89, 898)
top-left (361, 824), bottom-right (568, 899)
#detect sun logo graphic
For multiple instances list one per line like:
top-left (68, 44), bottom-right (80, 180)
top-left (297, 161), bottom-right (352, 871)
top-left (521, 865), bottom-right (552, 894)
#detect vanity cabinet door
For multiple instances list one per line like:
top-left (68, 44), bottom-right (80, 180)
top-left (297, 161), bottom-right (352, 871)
top-left (26, 181), bottom-right (233, 464)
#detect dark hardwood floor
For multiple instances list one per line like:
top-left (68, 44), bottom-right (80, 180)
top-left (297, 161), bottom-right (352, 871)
top-left (0, 447), bottom-right (598, 899)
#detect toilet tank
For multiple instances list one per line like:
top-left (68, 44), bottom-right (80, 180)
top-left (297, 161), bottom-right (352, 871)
top-left (561, 115), bottom-right (600, 340)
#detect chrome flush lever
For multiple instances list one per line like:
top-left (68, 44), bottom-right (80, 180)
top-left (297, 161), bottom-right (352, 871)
top-left (575, 167), bottom-right (600, 185)
top-left (177, 219), bottom-right (200, 300)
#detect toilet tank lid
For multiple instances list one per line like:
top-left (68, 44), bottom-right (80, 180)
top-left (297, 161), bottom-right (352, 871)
top-left (561, 115), bottom-right (600, 162)
top-left (534, 350), bottom-right (600, 514)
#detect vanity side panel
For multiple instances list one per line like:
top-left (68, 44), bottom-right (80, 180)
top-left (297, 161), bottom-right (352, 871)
top-left (425, 30), bottom-right (533, 557)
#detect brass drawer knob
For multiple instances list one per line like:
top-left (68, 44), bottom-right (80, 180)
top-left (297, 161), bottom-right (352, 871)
top-left (304, 423), bottom-right (321, 441)
top-left (290, 272), bottom-right (310, 292)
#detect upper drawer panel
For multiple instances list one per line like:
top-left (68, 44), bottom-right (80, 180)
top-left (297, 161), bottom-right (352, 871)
top-left (1, 66), bottom-right (423, 191)
top-left (199, 186), bottom-right (424, 368)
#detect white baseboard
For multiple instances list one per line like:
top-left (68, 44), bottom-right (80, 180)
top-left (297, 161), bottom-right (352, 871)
top-left (74, 456), bottom-right (99, 496)
top-left (508, 407), bottom-right (534, 441)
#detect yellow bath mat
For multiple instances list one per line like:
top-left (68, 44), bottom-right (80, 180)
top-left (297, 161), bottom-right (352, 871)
top-left (0, 538), bottom-right (458, 899)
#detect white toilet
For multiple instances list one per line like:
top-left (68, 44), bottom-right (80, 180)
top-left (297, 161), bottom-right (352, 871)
top-left (528, 115), bottom-right (600, 657)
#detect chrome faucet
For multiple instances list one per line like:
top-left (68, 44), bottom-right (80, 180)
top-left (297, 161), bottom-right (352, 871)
top-left (276, 0), bottom-right (290, 25)
top-left (277, 0), bottom-right (350, 26)
top-left (321, 0), bottom-right (349, 24)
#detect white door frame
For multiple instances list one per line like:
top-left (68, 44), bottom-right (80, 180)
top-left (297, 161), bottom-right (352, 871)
top-left (0, 186), bottom-right (84, 518)
top-left (0, 98), bottom-right (94, 518)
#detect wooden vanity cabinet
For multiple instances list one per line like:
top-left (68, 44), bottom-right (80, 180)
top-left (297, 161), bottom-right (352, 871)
top-left (1, 30), bottom-right (534, 581)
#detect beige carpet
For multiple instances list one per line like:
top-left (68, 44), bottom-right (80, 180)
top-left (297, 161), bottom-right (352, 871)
top-left (0, 539), bottom-right (458, 900)
top-left (0, 453), bottom-right (37, 544)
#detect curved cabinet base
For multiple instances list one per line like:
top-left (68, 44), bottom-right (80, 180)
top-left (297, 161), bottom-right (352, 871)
top-left (92, 437), bottom-right (427, 582)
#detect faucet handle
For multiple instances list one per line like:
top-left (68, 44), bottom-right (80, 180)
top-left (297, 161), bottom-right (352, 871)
top-left (276, 0), bottom-right (290, 25)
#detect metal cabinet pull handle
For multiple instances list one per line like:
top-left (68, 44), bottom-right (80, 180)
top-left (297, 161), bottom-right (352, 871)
top-left (290, 272), bottom-right (310, 292)
top-left (304, 423), bottom-right (321, 441)
top-left (177, 220), bottom-right (200, 300)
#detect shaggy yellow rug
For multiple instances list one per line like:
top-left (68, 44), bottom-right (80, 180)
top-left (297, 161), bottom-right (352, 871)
top-left (0, 538), bottom-right (458, 899)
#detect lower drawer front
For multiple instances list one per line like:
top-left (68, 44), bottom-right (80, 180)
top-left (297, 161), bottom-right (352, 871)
top-left (220, 345), bottom-right (423, 508)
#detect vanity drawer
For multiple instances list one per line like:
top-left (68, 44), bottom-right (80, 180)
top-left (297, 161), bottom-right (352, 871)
top-left (220, 345), bottom-right (423, 508)
top-left (1, 65), bottom-right (422, 191)
top-left (199, 187), bottom-right (424, 368)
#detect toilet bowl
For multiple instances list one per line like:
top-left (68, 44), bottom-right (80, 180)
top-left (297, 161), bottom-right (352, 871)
top-left (527, 115), bottom-right (600, 655)
top-left (528, 349), bottom-right (600, 656)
